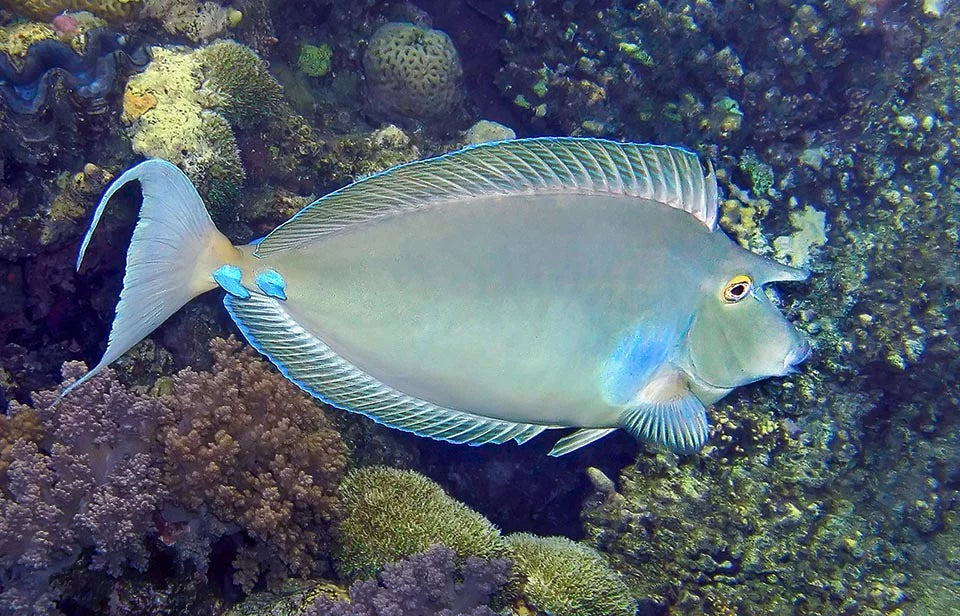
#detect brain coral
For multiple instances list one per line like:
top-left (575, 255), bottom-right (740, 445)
top-left (506, 533), bottom-right (637, 616)
top-left (362, 21), bottom-right (464, 124)
top-left (334, 466), bottom-right (507, 580)
top-left (0, 0), bottom-right (141, 22)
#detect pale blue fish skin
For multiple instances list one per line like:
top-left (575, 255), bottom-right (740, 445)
top-left (268, 194), bottom-right (716, 426)
top-left (67, 138), bottom-right (811, 456)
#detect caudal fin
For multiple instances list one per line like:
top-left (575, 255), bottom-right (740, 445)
top-left (61, 160), bottom-right (233, 399)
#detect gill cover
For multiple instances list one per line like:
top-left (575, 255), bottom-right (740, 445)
top-left (686, 258), bottom-right (809, 390)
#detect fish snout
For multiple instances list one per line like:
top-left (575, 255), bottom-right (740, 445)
top-left (783, 338), bottom-right (812, 373)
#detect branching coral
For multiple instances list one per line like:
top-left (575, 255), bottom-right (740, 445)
top-left (0, 362), bottom-right (170, 614)
top-left (307, 546), bottom-right (512, 616)
top-left (158, 337), bottom-right (348, 593)
top-left (506, 533), bottom-right (636, 616)
top-left (363, 22), bottom-right (464, 125)
top-left (334, 466), bottom-right (507, 580)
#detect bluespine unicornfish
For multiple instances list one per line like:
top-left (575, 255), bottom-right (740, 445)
top-left (63, 138), bottom-right (811, 455)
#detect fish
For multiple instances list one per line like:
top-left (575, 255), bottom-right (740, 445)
top-left (64, 137), bottom-right (811, 456)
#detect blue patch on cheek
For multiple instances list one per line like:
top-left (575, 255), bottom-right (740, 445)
top-left (600, 326), bottom-right (670, 406)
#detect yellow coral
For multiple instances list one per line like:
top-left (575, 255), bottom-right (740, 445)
top-left (122, 90), bottom-right (157, 122)
top-left (123, 46), bottom-right (205, 160)
top-left (0, 22), bottom-right (57, 67)
top-left (0, 0), bottom-right (141, 22)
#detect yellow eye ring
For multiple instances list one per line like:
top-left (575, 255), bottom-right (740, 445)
top-left (722, 274), bottom-right (753, 303)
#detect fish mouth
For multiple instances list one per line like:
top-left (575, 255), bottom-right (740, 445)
top-left (782, 338), bottom-right (812, 373)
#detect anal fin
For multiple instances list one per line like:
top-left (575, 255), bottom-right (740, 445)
top-left (223, 292), bottom-right (554, 447)
top-left (548, 428), bottom-right (618, 457)
top-left (621, 367), bottom-right (709, 453)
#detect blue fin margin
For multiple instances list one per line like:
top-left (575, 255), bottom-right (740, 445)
top-left (222, 292), bottom-right (553, 447)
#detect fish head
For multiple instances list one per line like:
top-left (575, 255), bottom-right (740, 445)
top-left (683, 248), bottom-right (811, 396)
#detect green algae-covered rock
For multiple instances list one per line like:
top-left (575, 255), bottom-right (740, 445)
top-left (506, 533), bottom-right (636, 616)
top-left (297, 44), bottom-right (332, 78)
top-left (333, 466), bottom-right (507, 580)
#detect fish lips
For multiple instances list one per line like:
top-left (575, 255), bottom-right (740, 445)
top-left (780, 337), bottom-right (812, 375)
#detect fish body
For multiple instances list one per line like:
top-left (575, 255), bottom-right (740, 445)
top-left (67, 138), bottom-right (810, 455)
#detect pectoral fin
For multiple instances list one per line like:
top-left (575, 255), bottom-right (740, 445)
top-left (621, 368), bottom-right (709, 453)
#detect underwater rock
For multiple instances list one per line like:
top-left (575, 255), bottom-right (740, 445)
top-left (463, 119), bottom-right (516, 144)
top-left (141, 0), bottom-right (242, 43)
top-left (120, 40), bottom-right (284, 219)
top-left (363, 21), bottom-right (465, 129)
top-left (121, 42), bottom-right (282, 221)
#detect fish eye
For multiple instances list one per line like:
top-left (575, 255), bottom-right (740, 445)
top-left (722, 274), bottom-right (752, 303)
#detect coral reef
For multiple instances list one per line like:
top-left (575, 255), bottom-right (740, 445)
top-left (120, 40), bottom-right (282, 217)
top-left (462, 119), bottom-right (515, 145)
top-left (0, 361), bottom-right (170, 614)
top-left (1, 0), bottom-right (959, 614)
top-left (0, 26), bottom-right (149, 165)
top-left (0, 22), bottom-right (57, 64)
top-left (121, 42), bottom-right (274, 219)
top-left (198, 40), bottom-right (282, 129)
top-left (158, 337), bottom-right (348, 593)
top-left (307, 546), bottom-right (511, 616)
top-left (363, 22), bottom-right (465, 127)
top-left (0, 0), bottom-right (141, 22)
top-left (0, 27), bottom-right (147, 114)
top-left (0, 407), bottom-right (40, 482)
top-left (580, 435), bottom-right (912, 615)
top-left (505, 533), bottom-right (635, 616)
top-left (333, 466), bottom-right (507, 580)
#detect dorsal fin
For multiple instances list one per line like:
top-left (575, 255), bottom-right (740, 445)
top-left (253, 137), bottom-right (718, 257)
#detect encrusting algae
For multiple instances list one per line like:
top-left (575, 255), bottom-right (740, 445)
top-left (0, 0), bottom-right (141, 21)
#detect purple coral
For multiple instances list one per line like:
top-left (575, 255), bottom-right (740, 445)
top-left (0, 361), bottom-right (170, 614)
top-left (307, 545), bottom-right (512, 616)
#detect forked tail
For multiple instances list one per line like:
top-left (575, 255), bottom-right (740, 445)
top-left (60, 160), bottom-right (238, 399)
